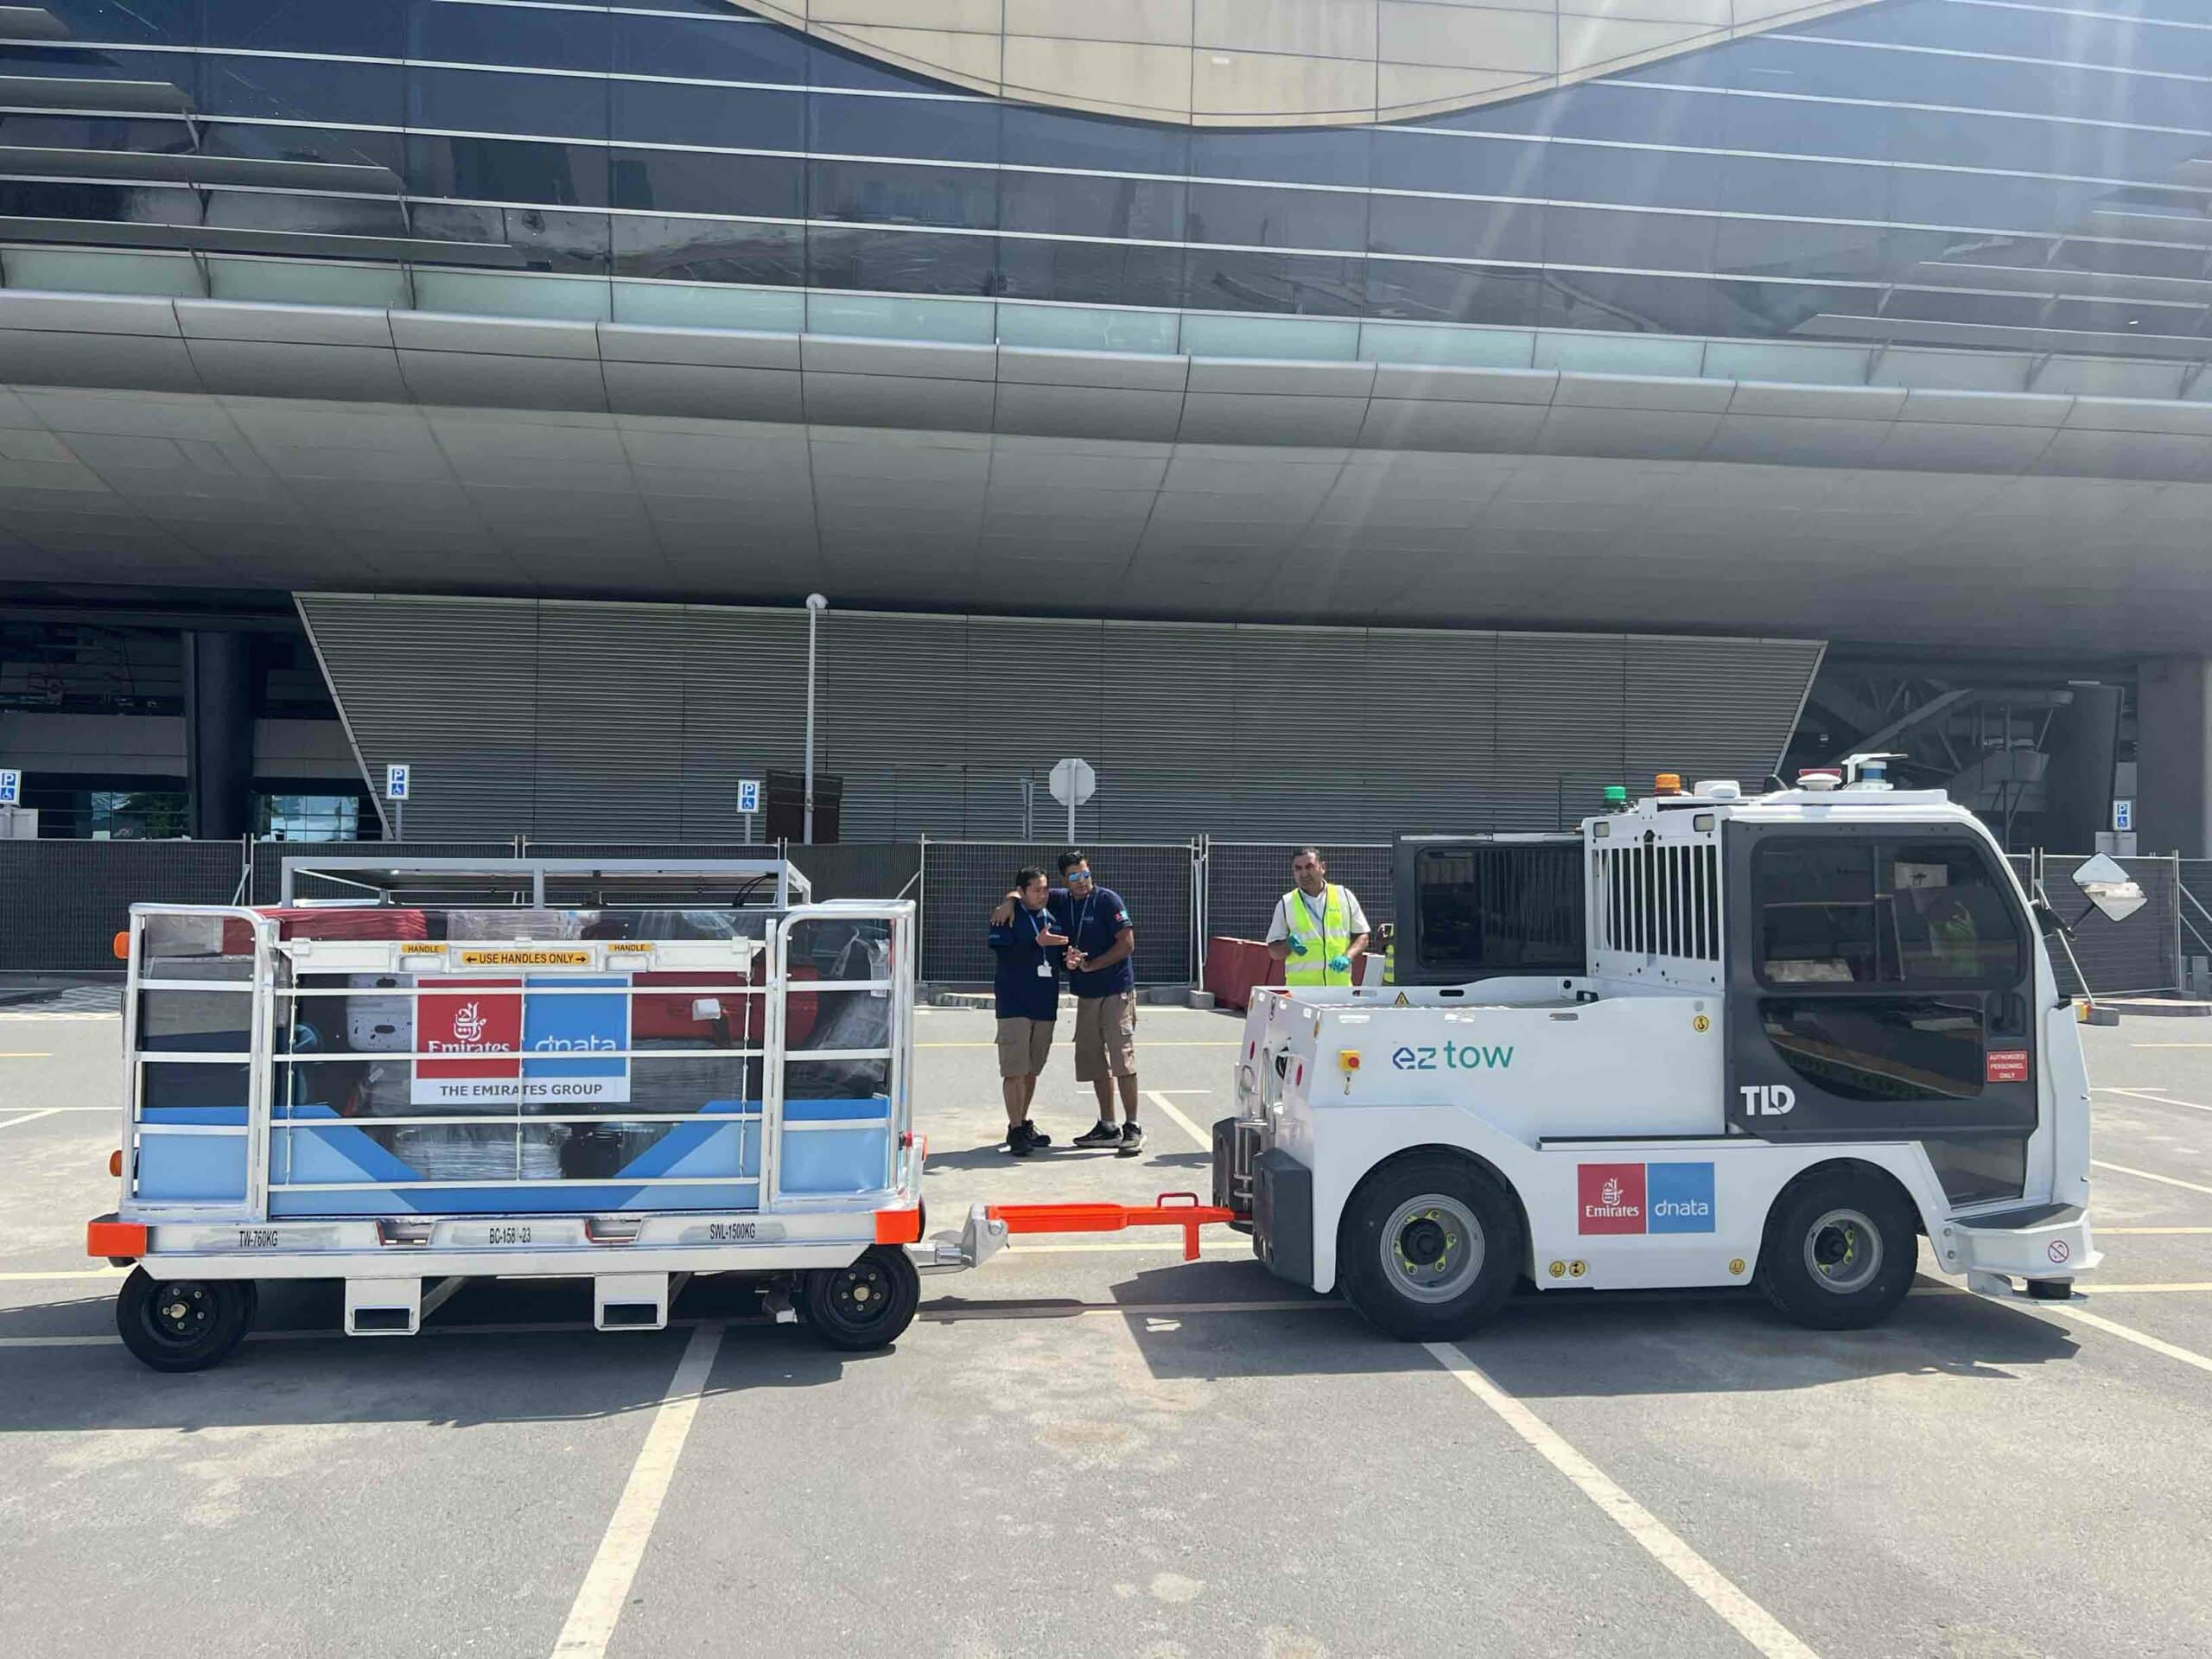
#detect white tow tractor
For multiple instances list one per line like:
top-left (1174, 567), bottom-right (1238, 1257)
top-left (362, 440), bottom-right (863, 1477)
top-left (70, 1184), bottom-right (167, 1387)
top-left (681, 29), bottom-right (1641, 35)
top-left (1212, 765), bottom-right (2103, 1338)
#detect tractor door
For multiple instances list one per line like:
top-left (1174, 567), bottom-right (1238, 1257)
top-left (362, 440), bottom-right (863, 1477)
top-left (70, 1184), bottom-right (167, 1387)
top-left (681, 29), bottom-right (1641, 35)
top-left (1723, 823), bottom-right (2039, 1205)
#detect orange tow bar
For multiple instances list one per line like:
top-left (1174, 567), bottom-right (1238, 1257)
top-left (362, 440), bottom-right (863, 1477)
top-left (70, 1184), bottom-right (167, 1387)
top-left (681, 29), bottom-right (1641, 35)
top-left (985, 1192), bottom-right (1236, 1262)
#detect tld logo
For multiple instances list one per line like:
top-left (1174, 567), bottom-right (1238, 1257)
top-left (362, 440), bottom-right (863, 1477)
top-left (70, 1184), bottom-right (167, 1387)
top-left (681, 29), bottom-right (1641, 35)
top-left (1738, 1084), bottom-right (1796, 1116)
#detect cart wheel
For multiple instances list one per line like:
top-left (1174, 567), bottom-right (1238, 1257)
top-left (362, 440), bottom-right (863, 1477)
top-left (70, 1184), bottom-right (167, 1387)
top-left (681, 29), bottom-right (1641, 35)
top-left (116, 1269), bottom-right (257, 1373)
top-left (803, 1246), bottom-right (920, 1351)
top-left (1336, 1155), bottom-right (1522, 1342)
top-left (1757, 1171), bottom-right (1916, 1331)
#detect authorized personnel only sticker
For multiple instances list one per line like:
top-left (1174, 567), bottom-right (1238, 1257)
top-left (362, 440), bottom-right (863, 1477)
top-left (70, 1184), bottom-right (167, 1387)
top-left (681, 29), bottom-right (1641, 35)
top-left (1986, 1049), bottom-right (2031, 1084)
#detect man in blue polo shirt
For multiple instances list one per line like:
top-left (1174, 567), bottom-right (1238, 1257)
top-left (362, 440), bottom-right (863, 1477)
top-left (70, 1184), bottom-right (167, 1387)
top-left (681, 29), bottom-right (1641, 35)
top-left (1049, 849), bottom-right (1143, 1157)
top-left (988, 866), bottom-right (1067, 1156)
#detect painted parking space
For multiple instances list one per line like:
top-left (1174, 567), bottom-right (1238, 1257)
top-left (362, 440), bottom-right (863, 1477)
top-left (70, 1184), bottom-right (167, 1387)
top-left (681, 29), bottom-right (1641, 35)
top-left (3, 1006), bottom-right (2212, 1657)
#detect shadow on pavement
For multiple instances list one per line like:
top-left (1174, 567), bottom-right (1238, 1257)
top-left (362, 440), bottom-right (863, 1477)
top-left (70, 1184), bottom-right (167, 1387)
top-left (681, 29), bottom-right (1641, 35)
top-left (0, 1274), bottom-right (896, 1433)
top-left (1100, 1265), bottom-right (2082, 1390)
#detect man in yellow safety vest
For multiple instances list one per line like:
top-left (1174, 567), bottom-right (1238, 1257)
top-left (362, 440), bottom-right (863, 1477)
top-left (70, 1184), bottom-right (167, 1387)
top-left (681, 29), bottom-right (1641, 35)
top-left (1266, 847), bottom-right (1371, 989)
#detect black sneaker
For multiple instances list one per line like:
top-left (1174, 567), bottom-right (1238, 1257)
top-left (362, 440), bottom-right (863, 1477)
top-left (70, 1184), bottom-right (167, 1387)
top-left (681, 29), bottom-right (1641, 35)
top-left (1005, 1123), bottom-right (1036, 1157)
top-left (1116, 1122), bottom-right (1145, 1157)
top-left (1020, 1121), bottom-right (1052, 1148)
top-left (1073, 1120), bottom-right (1121, 1148)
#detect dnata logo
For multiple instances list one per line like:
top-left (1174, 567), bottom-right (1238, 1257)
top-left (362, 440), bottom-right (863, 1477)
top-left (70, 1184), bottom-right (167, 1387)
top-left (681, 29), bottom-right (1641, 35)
top-left (532, 1033), bottom-right (620, 1053)
top-left (1578, 1162), bottom-right (1716, 1236)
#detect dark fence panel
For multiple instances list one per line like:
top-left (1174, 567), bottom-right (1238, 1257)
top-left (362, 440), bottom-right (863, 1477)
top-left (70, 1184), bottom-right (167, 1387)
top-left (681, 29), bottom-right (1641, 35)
top-left (2016, 853), bottom-right (2178, 997)
top-left (1205, 842), bottom-right (1393, 946)
top-left (2180, 862), bottom-right (2212, 975)
top-left (789, 842), bottom-right (922, 903)
top-left (922, 842), bottom-right (1195, 985)
top-left (0, 840), bottom-right (248, 971)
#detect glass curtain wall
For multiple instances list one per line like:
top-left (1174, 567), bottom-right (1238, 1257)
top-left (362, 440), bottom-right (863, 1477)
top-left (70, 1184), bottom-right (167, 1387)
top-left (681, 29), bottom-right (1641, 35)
top-left (0, 0), bottom-right (2207, 360)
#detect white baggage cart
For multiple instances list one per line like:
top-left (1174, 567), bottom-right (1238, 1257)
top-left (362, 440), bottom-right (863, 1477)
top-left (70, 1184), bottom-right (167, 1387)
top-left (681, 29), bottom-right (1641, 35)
top-left (86, 857), bottom-right (1012, 1370)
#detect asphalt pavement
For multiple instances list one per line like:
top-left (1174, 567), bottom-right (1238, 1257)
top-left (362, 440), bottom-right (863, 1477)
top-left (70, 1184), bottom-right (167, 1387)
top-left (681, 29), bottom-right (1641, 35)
top-left (2, 1001), bottom-right (2210, 1657)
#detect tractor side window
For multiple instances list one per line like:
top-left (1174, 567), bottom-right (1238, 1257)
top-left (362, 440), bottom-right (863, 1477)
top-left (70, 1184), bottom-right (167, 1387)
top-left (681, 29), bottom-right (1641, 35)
top-left (1754, 837), bottom-right (2022, 989)
top-left (1759, 997), bottom-right (1986, 1101)
top-left (1884, 842), bottom-right (2022, 986)
top-left (1755, 842), bottom-right (1877, 984)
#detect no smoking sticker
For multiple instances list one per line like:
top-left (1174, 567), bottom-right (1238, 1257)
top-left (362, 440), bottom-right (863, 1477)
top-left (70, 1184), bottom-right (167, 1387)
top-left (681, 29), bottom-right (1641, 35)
top-left (2048, 1240), bottom-right (2071, 1265)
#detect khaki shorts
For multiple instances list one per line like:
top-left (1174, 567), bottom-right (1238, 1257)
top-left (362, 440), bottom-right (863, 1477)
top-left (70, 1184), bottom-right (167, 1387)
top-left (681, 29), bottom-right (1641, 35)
top-left (995, 1016), bottom-right (1054, 1079)
top-left (1072, 991), bottom-right (1138, 1082)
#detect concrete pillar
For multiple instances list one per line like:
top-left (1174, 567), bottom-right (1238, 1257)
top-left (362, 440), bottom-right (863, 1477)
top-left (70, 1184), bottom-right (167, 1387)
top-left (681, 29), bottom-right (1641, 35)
top-left (184, 630), bottom-right (254, 841)
top-left (2134, 657), bottom-right (2211, 857)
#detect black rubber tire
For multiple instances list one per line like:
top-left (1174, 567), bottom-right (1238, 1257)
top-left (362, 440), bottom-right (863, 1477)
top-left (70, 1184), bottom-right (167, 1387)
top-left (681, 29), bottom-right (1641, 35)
top-left (116, 1269), bottom-right (257, 1373)
top-left (1757, 1171), bottom-right (1917, 1332)
top-left (1336, 1156), bottom-right (1522, 1342)
top-left (803, 1245), bottom-right (921, 1351)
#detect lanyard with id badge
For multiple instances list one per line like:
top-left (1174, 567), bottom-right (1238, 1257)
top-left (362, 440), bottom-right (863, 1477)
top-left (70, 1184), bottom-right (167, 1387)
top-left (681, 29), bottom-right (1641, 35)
top-left (1027, 906), bottom-right (1055, 978)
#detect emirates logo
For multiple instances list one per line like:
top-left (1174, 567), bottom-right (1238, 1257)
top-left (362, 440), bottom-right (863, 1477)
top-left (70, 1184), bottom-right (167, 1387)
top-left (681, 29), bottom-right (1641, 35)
top-left (452, 1001), bottom-right (487, 1042)
top-left (1600, 1177), bottom-right (1623, 1207)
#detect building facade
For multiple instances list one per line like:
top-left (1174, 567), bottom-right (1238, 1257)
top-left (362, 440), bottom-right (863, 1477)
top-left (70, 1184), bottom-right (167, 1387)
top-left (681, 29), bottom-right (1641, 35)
top-left (0, 0), bottom-right (2205, 846)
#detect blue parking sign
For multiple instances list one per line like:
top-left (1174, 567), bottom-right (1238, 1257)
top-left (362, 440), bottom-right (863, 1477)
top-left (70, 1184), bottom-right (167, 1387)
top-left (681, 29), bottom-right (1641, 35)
top-left (737, 778), bottom-right (760, 814)
top-left (385, 763), bottom-right (410, 801)
top-left (0, 769), bottom-right (18, 805)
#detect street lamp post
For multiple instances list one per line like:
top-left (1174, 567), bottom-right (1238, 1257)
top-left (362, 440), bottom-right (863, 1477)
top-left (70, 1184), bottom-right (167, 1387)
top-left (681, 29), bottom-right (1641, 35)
top-left (804, 593), bottom-right (828, 845)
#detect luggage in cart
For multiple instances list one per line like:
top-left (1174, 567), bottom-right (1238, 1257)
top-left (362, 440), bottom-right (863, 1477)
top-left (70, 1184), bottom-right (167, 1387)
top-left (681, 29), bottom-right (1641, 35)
top-left (86, 856), bottom-right (981, 1371)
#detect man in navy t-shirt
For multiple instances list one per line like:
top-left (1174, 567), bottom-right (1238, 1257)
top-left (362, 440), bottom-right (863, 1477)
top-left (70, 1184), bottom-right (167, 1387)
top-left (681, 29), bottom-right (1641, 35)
top-left (988, 865), bottom-right (1067, 1156)
top-left (1049, 849), bottom-right (1143, 1156)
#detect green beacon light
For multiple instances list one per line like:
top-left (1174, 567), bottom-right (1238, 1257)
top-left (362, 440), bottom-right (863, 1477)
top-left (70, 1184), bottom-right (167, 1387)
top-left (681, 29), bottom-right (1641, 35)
top-left (1603, 785), bottom-right (1628, 810)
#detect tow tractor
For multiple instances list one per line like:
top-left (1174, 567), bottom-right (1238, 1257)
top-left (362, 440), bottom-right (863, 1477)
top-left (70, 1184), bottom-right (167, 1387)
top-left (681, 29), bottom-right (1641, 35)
top-left (1211, 764), bottom-right (2101, 1338)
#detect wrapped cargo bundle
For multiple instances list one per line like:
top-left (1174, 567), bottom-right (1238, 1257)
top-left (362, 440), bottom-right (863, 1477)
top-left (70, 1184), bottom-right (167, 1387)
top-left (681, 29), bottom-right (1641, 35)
top-left (221, 907), bottom-right (429, 954)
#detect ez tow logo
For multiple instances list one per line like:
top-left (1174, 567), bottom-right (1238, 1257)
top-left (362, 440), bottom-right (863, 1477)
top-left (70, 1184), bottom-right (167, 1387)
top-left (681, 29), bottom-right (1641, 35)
top-left (1738, 1084), bottom-right (1796, 1117)
top-left (1391, 1044), bottom-right (1514, 1071)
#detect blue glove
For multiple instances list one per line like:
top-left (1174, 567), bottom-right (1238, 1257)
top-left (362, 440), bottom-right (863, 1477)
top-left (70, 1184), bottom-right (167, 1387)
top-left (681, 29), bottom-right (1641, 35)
top-left (1287, 937), bottom-right (1308, 957)
top-left (1326, 955), bottom-right (1352, 974)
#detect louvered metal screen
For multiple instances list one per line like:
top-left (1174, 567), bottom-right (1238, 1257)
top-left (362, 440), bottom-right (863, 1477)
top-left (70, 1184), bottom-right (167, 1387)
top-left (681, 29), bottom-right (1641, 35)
top-left (299, 595), bottom-right (1821, 844)
top-left (921, 842), bottom-right (1195, 985)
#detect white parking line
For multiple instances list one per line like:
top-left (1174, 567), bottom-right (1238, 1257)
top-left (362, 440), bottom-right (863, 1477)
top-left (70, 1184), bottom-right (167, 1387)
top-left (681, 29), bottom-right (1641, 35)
top-left (551, 1321), bottom-right (726, 1659)
top-left (2099, 1087), bottom-right (2212, 1116)
top-left (2014, 1302), bottom-right (2212, 1378)
top-left (1144, 1090), bottom-right (1214, 1148)
top-left (0, 1109), bottom-right (64, 1131)
top-left (1424, 1341), bottom-right (1820, 1659)
top-left (2094, 1160), bottom-right (2212, 1198)
top-left (1146, 1084), bottom-right (1818, 1654)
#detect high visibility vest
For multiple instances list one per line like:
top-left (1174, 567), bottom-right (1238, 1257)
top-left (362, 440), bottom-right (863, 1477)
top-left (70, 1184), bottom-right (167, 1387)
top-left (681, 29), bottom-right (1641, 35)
top-left (1282, 885), bottom-right (1352, 988)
